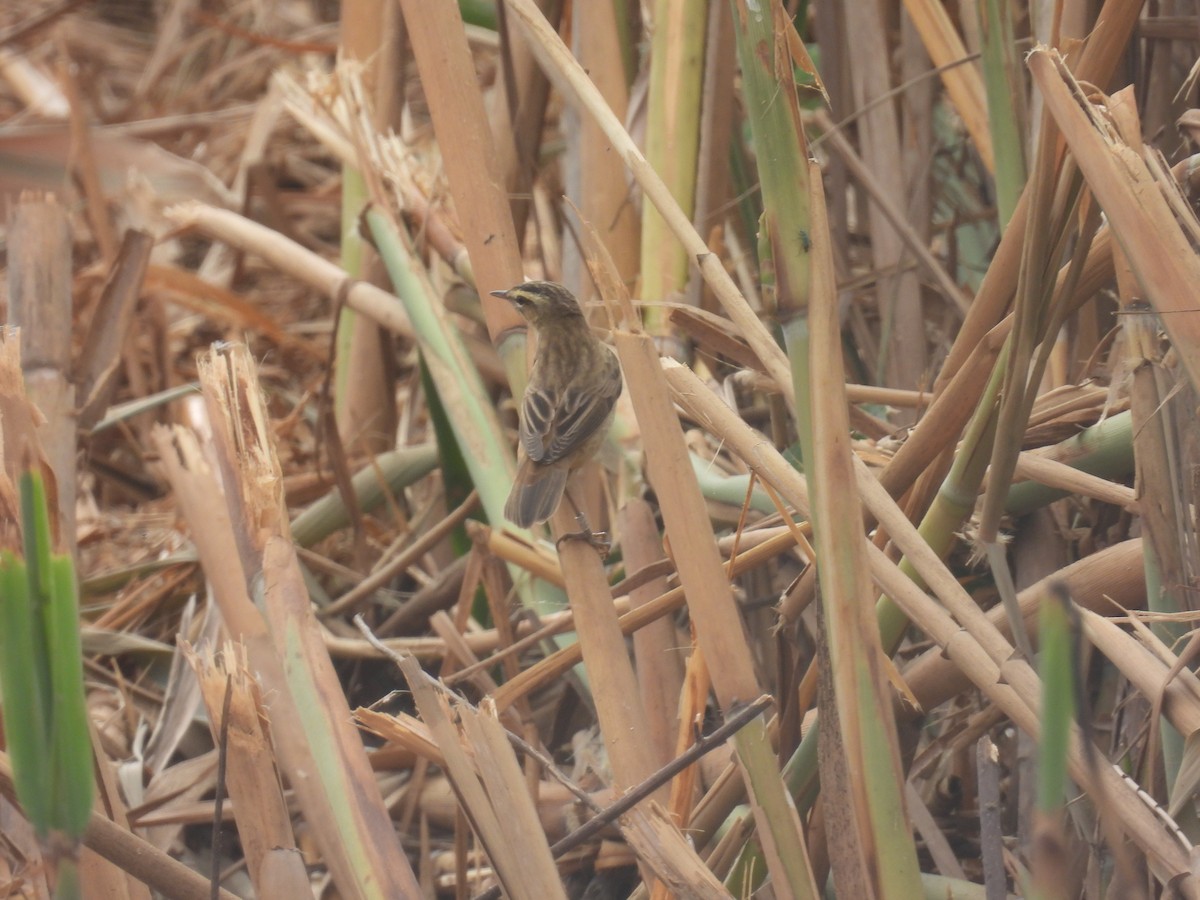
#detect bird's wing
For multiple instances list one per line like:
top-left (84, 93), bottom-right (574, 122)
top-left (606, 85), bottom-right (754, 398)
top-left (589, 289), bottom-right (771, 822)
top-left (520, 350), bottom-right (621, 464)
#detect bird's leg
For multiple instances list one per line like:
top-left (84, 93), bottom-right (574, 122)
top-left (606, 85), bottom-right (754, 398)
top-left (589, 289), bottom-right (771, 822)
top-left (555, 485), bottom-right (611, 555)
top-left (556, 511), bottom-right (611, 555)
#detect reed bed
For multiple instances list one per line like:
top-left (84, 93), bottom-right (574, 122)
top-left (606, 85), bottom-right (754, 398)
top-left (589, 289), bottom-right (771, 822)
top-left (1, 1), bottom-right (1199, 898)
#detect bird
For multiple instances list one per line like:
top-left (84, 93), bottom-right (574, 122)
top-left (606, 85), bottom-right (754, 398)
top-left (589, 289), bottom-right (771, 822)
top-left (490, 281), bottom-right (623, 528)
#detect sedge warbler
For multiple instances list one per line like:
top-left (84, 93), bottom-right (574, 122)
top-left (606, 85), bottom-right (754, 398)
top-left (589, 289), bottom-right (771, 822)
top-left (490, 281), bottom-right (622, 528)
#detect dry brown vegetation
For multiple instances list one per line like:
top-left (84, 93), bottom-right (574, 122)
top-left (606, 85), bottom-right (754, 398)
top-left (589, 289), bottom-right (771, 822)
top-left (3, 0), bottom-right (1200, 898)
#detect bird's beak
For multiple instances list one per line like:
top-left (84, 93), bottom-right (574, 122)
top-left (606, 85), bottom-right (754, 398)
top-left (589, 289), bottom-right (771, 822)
top-left (488, 289), bottom-right (510, 300)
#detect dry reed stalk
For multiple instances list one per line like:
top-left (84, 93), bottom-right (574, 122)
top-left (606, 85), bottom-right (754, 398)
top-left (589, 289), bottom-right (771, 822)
top-left (877, 217), bottom-right (1114, 517)
top-left (337, 0), bottom-right (401, 457)
top-left (876, 312), bottom-right (1009, 510)
top-left (61, 54), bottom-right (118, 262)
top-left (1120, 225), bottom-right (1195, 797)
top-left (498, 0), bottom-right (560, 243)
top-left (900, 0), bottom-right (993, 171)
top-left (7, 194), bottom-right (75, 552)
top-left (75, 231), bottom-right (153, 431)
top-left (158, 344), bottom-right (420, 898)
top-left (639, 0), bottom-right (705, 337)
top-left (690, 0), bottom-right (737, 313)
top-left (478, 524), bottom-right (566, 586)
top-left (621, 804), bottom-right (733, 899)
top-left (619, 498), bottom-right (682, 768)
top-left (320, 489), bottom-right (479, 618)
top-left (548, 503), bottom-right (662, 803)
top-left (183, 640), bottom-right (308, 896)
top-left (357, 708), bottom-right (445, 768)
top-left (165, 202), bottom-right (415, 338)
top-left (429, 610), bottom-right (501, 697)
top-left (804, 158), bottom-right (921, 897)
top-left (905, 781), bottom-right (966, 880)
top-left (842, 0), bottom-right (926, 389)
top-left (572, 1), bottom-right (639, 296)
top-left (394, 0), bottom-right (525, 338)
top-left (1007, 452), bottom-right (1136, 510)
top-left (664, 640), bottom-right (712, 835)
top-left (397, 655), bottom-right (566, 900)
top-left (150, 427), bottom-right (261, 640)
top-left (0, 45), bottom-right (68, 114)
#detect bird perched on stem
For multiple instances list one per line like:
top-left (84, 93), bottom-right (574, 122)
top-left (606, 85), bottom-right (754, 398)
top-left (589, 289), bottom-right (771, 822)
top-left (491, 281), bottom-right (623, 528)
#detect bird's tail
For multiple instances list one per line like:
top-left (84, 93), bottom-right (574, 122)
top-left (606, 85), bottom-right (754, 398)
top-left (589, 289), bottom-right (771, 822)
top-left (504, 459), bottom-right (569, 527)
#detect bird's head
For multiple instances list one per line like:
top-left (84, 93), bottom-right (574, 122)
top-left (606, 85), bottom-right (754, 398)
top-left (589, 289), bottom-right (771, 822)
top-left (490, 281), bottom-right (584, 327)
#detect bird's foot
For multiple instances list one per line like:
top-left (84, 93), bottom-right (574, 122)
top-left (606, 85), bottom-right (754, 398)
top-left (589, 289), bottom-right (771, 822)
top-left (556, 512), bottom-right (611, 556)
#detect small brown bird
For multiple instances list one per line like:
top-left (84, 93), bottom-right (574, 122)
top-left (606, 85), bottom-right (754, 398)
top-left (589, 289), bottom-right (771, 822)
top-left (491, 281), bottom-right (623, 528)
